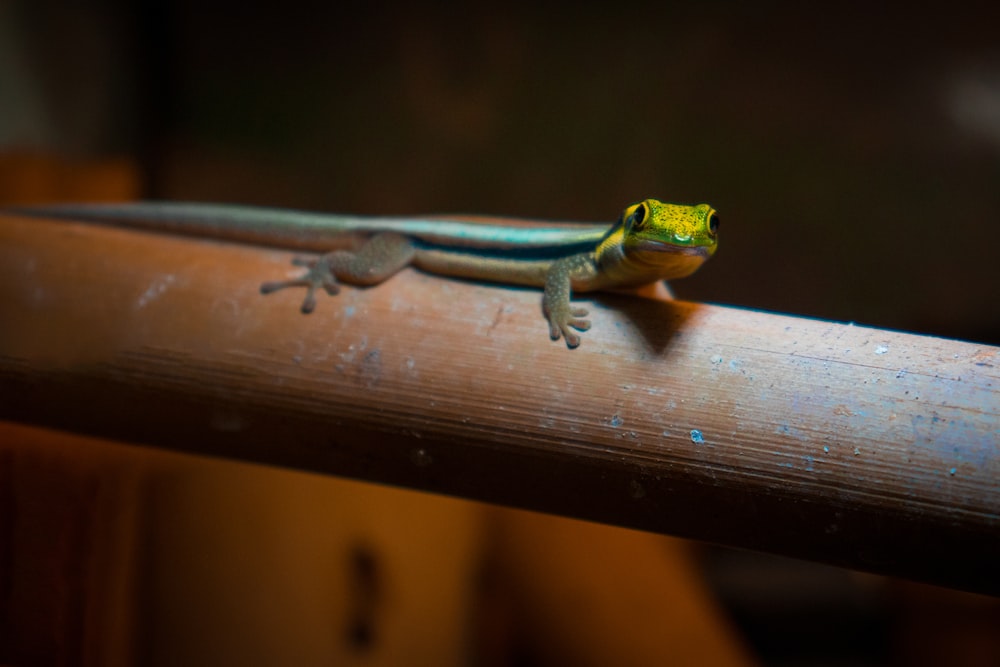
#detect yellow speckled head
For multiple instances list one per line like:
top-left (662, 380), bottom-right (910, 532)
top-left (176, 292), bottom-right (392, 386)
top-left (595, 198), bottom-right (719, 282)
top-left (623, 199), bottom-right (718, 253)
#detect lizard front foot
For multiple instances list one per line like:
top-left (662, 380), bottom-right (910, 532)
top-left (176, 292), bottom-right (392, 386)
top-left (546, 306), bottom-right (591, 348)
top-left (542, 254), bottom-right (597, 348)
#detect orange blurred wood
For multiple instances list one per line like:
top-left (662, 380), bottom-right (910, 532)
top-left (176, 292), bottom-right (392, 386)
top-left (1, 211), bottom-right (998, 594)
top-left (0, 152), bottom-right (140, 205)
top-left (0, 421), bottom-right (148, 664)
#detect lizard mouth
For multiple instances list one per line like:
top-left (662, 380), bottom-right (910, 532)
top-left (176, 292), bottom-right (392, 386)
top-left (635, 240), bottom-right (712, 257)
top-left (630, 240), bottom-right (715, 279)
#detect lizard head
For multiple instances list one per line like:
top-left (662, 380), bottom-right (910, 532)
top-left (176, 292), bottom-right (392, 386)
top-left (600, 198), bottom-right (719, 280)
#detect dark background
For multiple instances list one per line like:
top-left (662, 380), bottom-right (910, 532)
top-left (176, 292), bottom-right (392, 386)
top-left (5, 1), bottom-right (1000, 345)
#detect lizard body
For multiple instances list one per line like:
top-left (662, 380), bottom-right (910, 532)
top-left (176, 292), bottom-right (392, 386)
top-left (10, 199), bottom-right (719, 347)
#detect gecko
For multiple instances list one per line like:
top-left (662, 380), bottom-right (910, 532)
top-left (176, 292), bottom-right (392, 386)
top-left (9, 199), bottom-right (719, 347)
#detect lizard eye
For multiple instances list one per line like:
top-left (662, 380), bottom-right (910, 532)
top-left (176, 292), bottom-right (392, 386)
top-left (632, 203), bottom-right (646, 227)
top-left (709, 212), bottom-right (720, 235)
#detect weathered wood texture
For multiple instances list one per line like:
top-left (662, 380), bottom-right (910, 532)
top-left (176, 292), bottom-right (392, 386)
top-left (1, 213), bottom-right (997, 594)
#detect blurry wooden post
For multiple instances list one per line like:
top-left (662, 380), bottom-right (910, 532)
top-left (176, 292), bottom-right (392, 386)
top-left (1, 212), bottom-right (998, 595)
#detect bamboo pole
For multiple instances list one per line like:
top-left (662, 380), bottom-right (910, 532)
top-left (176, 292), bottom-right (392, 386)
top-left (1, 212), bottom-right (997, 594)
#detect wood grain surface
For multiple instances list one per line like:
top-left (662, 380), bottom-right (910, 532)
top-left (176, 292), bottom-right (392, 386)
top-left (1, 212), bottom-right (997, 594)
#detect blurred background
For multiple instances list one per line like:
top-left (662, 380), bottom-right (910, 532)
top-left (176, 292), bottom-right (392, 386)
top-left (1, 1), bottom-right (998, 665)
top-left (3, 1), bottom-right (999, 342)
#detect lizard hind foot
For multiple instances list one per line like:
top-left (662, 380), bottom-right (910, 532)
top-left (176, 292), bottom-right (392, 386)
top-left (260, 255), bottom-right (340, 314)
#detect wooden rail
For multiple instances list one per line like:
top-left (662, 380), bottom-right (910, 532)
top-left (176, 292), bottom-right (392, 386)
top-left (1, 212), bottom-right (997, 594)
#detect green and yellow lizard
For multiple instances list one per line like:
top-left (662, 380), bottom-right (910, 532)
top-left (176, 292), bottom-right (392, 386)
top-left (11, 199), bottom-right (718, 347)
